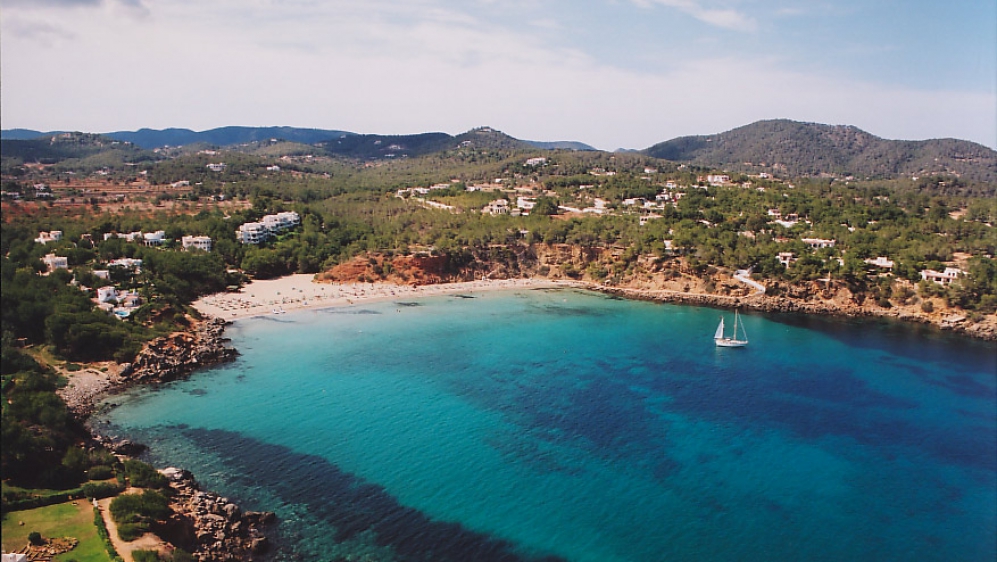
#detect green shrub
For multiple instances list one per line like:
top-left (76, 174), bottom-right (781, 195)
top-left (109, 489), bottom-right (171, 542)
top-left (117, 522), bottom-right (145, 542)
top-left (124, 459), bottom-right (169, 489)
top-left (28, 531), bottom-right (44, 545)
top-left (82, 481), bottom-right (123, 499)
top-left (133, 551), bottom-right (161, 562)
top-left (921, 300), bottom-right (934, 313)
top-left (88, 465), bottom-right (115, 480)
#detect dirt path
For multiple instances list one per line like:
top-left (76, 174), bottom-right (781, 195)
top-left (97, 490), bottom-right (167, 562)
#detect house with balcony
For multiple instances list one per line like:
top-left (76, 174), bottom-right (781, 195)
top-left (182, 235), bottom-right (213, 251)
top-left (920, 267), bottom-right (965, 285)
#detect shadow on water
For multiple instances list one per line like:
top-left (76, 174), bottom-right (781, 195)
top-left (180, 428), bottom-right (566, 562)
top-left (766, 312), bottom-right (997, 375)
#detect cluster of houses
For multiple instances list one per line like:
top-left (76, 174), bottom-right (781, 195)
top-left (101, 230), bottom-right (213, 251)
top-left (32, 227), bottom-right (213, 320)
top-left (235, 211), bottom-right (301, 244)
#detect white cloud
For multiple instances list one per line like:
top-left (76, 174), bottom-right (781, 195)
top-left (634, 0), bottom-right (758, 31)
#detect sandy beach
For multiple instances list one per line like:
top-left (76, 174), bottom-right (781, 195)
top-left (192, 275), bottom-right (580, 321)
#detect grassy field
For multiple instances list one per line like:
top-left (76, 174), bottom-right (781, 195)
top-left (1, 501), bottom-right (111, 562)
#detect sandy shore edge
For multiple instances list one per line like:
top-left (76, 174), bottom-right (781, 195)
top-left (191, 275), bottom-right (584, 321)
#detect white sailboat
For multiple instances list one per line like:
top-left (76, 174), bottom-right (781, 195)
top-left (714, 310), bottom-right (748, 348)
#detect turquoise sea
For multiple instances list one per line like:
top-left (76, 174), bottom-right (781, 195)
top-left (95, 289), bottom-right (997, 561)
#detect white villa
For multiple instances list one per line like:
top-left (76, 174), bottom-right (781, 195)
top-left (920, 267), bottom-right (965, 285)
top-left (104, 231), bottom-right (144, 242)
top-left (525, 157), bottom-right (548, 167)
top-left (108, 257), bottom-right (143, 272)
top-left (865, 256), bottom-right (895, 270)
top-left (143, 230), bottom-right (167, 246)
top-left (482, 199), bottom-right (510, 215)
top-left (206, 163), bottom-right (227, 172)
top-left (777, 252), bottom-right (797, 268)
top-left (42, 253), bottom-right (68, 272)
top-left (35, 230), bottom-right (63, 244)
top-left (182, 235), bottom-right (213, 251)
top-left (517, 197), bottom-right (537, 213)
top-left (802, 238), bottom-right (836, 249)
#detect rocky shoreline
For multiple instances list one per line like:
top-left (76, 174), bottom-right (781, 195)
top-left (72, 316), bottom-right (273, 561)
top-left (65, 276), bottom-right (992, 561)
top-left (159, 468), bottom-right (274, 561)
top-left (591, 284), bottom-right (997, 341)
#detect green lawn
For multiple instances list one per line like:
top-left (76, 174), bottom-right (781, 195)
top-left (1, 501), bottom-right (111, 562)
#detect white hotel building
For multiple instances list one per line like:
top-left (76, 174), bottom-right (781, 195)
top-left (237, 211), bottom-right (301, 244)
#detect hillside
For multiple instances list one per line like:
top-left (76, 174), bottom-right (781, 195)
top-left (0, 126), bottom-right (354, 148)
top-left (3, 126), bottom-right (596, 156)
top-left (0, 132), bottom-right (159, 169)
top-left (644, 119), bottom-right (997, 186)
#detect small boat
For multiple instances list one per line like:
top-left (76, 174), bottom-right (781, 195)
top-left (714, 310), bottom-right (748, 348)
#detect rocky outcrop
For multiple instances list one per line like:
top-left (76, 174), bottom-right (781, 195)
top-left (122, 318), bottom-right (237, 384)
top-left (594, 284), bottom-right (997, 341)
top-left (160, 467), bottom-right (274, 561)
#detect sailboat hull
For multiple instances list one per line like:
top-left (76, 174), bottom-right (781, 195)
top-left (714, 337), bottom-right (748, 348)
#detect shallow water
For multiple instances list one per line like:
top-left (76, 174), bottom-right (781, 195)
top-left (96, 289), bottom-right (997, 561)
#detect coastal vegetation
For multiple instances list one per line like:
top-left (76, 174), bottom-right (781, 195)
top-left (1, 121), bottom-right (995, 557)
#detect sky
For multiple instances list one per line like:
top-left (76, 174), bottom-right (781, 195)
top-left (2, 0), bottom-right (995, 150)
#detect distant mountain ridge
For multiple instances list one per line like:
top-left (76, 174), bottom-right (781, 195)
top-left (1, 126), bottom-right (594, 153)
top-left (644, 119), bottom-right (997, 183)
top-left (4, 121), bottom-right (993, 182)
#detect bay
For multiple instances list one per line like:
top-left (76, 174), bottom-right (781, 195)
top-left (96, 288), bottom-right (997, 561)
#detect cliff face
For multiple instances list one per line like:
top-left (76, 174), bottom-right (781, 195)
top-left (316, 245), bottom-right (996, 340)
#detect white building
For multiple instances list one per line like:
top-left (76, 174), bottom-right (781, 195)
top-left (777, 252), bottom-right (797, 268)
top-left (865, 256), bottom-right (895, 270)
top-left (482, 199), bottom-right (510, 215)
top-left (262, 211), bottom-right (301, 232)
top-left (206, 163), bottom-right (227, 172)
top-left (143, 230), bottom-right (167, 246)
top-left (182, 235), bottom-right (213, 252)
top-left (42, 253), bottom-right (68, 271)
top-left (97, 286), bottom-right (118, 303)
top-left (266, 165), bottom-right (281, 172)
top-left (516, 197), bottom-right (537, 212)
top-left (238, 211), bottom-right (301, 244)
top-left (920, 267), bottom-right (964, 285)
top-left (707, 174), bottom-right (730, 186)
top-left (93, 269), bottom-right (110, 280)
top-left (35, 230), bottom-right (63, 244)
top-left (525, 157), bottom-right (548, 167)
top-left (108, 258), bottom-right (143, 272)
top-left (237, 222), bottom-right (270, 245)
top-left (802, 238), bottom-right (836, 249)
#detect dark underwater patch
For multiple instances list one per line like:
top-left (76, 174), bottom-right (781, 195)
top-left (180, 428), bottom-right (566, 562)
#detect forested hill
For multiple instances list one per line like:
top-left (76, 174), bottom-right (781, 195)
top-left (2, 126), bottom-right (594, 153)
top-left (0, 127), bottom-right (355, 149)
top-left (644, 120), bottom-right (997, 184)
